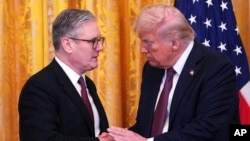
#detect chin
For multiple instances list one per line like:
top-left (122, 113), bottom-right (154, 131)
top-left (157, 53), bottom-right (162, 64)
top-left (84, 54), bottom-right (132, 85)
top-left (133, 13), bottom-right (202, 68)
top-left (91, 64), bottom-right (98, 69)
top-left (149, 61), bottom-right (164, 69)
top-left (148, 61), bottom-right (157, 67)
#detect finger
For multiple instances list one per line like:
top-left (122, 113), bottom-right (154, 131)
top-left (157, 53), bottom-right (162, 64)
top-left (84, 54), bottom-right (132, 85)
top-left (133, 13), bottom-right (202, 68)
top-left (99, 132), bottom-right (109, 137)
top-left (107, 127), bottom-right (125, 134)
top-left (109, 133), bottom-right (127, 141)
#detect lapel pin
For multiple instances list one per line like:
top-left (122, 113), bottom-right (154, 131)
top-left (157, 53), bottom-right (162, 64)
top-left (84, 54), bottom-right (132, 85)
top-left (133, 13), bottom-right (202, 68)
top-left (189, 70), bottom-right (194, 75)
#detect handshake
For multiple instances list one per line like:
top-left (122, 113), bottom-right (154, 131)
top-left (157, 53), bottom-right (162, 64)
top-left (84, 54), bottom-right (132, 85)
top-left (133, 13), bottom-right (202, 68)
top-left (98, 127), bottom-right (147, 141)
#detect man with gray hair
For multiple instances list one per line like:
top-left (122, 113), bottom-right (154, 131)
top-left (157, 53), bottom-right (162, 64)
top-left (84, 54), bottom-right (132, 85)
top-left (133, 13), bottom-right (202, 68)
top-left (19, 9), bottom-right (112, 141)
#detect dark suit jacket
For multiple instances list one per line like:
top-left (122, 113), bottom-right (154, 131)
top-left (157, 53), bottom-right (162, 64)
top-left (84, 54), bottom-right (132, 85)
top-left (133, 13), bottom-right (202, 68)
top-left (130, 41), bottom-right (239, 141)
top-left (18, 59), bottom-right (109, 141)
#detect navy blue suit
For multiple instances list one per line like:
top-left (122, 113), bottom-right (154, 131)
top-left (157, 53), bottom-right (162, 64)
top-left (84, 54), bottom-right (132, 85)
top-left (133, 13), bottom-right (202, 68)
top-left (19, 59), bottom-right (109, 141)
top-left (130, 41), bottom-right (239, 141)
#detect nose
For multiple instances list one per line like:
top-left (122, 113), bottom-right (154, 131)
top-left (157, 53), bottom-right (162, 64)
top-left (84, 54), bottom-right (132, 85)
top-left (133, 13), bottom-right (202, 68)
top-left (95, 42), bottom-right (104, 51)
top-left (140, 45), bottom-right (148, 53)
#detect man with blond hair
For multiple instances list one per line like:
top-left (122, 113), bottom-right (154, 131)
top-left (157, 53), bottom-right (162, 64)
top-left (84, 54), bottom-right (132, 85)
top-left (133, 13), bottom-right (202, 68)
top-left (108, 4), bottom-right (239, 141)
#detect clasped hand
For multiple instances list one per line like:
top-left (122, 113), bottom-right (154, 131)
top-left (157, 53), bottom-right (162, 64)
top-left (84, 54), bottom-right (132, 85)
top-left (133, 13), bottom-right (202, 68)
top-left (106, 126), bottom-right (147, 141)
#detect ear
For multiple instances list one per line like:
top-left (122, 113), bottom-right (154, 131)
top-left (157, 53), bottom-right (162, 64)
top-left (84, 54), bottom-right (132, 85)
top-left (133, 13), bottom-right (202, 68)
top-left (61, 37), bottom-right (73, 53)
top-left (171, 38), bottom-right (180, 50)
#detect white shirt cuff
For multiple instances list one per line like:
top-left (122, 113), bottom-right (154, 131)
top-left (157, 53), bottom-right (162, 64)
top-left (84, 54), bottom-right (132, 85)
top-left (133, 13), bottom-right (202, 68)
top-left (147, 137), bottom-right (154, 141)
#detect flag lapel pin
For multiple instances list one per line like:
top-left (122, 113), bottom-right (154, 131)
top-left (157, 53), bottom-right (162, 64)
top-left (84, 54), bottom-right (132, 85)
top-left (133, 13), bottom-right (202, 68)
top-left (189, 69), bottom-right (194, 76)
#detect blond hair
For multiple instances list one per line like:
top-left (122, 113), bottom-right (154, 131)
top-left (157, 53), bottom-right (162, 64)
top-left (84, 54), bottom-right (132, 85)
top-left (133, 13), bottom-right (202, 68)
top-left (134, 4), bottom-right (195, 42)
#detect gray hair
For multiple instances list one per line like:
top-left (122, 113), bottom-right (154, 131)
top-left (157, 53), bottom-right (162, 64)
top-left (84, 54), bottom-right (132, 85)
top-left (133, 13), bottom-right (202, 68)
top-left (52, 9), bottom-right (96, 50)
top-left (134, 4), bottom-right (195, 42)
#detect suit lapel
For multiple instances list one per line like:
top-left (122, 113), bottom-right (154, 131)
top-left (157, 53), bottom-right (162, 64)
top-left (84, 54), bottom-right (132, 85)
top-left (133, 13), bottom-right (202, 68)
top-left (85, 77), bottom-right (109, 132)
top-left (50, 59), bottom-right (95, 134)
top-left (140, 62), bottom-right (165, 136)
top-left (169, 42), bottom-right (203, 128)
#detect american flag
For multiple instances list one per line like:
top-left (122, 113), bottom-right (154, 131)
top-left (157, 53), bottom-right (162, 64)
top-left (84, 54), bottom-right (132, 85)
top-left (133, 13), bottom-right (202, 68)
top-left (174, 0), bottom-right (250, 124)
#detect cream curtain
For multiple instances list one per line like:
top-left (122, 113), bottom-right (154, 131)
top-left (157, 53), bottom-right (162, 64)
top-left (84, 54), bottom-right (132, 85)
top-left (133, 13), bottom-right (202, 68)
top-left (0, 0), bottom-right (249, 141)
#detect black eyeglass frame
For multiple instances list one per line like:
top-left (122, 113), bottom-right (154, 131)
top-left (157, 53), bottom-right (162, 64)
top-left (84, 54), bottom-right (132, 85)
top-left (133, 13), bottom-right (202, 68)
top-left (68, 37), bottom-right (105, 49)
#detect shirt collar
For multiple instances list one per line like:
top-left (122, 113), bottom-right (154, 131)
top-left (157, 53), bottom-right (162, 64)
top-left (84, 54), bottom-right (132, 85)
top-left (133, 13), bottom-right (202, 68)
top-left (55, 56), bottom-right (86, 85)
top-left (173, 40), bottom-right (194, 75)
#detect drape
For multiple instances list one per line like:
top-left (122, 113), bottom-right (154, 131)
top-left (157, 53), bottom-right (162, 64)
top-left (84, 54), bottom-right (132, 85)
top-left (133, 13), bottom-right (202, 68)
top-left (0, 0), bottom-right (249, 141)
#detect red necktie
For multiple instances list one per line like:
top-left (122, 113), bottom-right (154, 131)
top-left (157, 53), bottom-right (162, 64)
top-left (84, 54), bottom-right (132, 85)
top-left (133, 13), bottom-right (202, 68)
top-left (151, 67), bottom-right (176, 136)
top-left (78, 77), bottom-right (94, 127)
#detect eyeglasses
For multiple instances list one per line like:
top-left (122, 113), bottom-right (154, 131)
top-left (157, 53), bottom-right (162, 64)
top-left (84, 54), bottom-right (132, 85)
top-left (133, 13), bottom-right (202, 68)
top-left (68, 37), bottom-right (105, 50)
